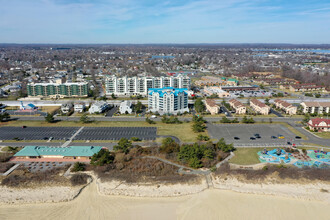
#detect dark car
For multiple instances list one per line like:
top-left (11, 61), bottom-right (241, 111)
top-left (234, 137), bottom-right (240, 140)
top-left (295, 136), bottom-right (302, 139)
top-left (287, 141), bottom-right (291, 145)
top-left (254, 133), bottom-right (260, 137)
top-left (43, 137), bottom-right (48, 140)
top-left (250, 137), bottom-right (256, 140)
top-left (271, 136), bottom-right (277, 139)
top-left (22, 126), bottom-right (27, 128)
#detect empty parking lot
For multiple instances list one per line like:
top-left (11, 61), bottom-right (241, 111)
top-left (0, 127), bottom-right (79, 140)
top-left (207, 123), bottom-right (300, 146)
top-left (0, 126), bottom-right (157, 141)
top-left (74, 127), bottom-right (157, 140)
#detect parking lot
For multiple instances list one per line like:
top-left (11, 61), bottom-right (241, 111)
top-left (207, 123), bottom-right (301, 146)
top-left (0, 127), bottom-right (79, 140)
top-left (74, 127), bottom-right (157, 140)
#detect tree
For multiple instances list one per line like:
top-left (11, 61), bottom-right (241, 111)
top-left (303, 114), bottom-right (310, 123)
top-left (197, 134), bottom-right (210, 141)
top-left (134, 101), bottom-right (143, 113)
top-left (45, 113), bottom-right (55, 123)
top-left (265, 98), bottom-right (270, 105)
top-left (146, 117), bottom-right (156, 124)
top-left (194, 98), bottom-right (205, 113)
top-left (111, 93), bottom-right (117, 99)
top-left (260, 84), bottom-right (265, 89)
top-left (216, 138), bottom-right (235, 153)
top-left (192, 121), bottom-right (206, 132)
top-left (114, 138), bottom-right (132, 154)
top-left (90, 149), bottom-right (115, 166)
top-left (220, 116), bottom-right (231, 123)
top-left (0, 112), bottom-right (10, 122)
top-left (160, 137), bottom-right (179, 154)
top-left (80, 114), bottom-right (91, 123)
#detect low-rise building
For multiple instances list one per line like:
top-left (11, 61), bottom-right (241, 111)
top-left (119, 101), bottom-right (133, 114)
top-left (13, 146), bottom-right (102, 161)
top-left (301, 102), bottom-right (330, 114)
top-left (204, 87), bottom-right (230, 98)
top-left (250, 99), bottom-right (270, 115)
top-left (61, 103), bottom-right (73, 114)
top-left (205, 99), bottom-right (219, 115)
top-left (274, 99), bottom-right (297, 115)
top-left (89, 101), bottom-right (109, 114)
top-left (229, 99), bottom-right (246, 114)
top-left (307, 118), bottom-right (330, 132)
top-left (148, 87), bottom-right (189, 115)
top-left (289, 83), bottom-right (325, 92)
top-left (195, 76), bottom-right (238, 87)
top-left (74, 102), bottom-right (86, 113)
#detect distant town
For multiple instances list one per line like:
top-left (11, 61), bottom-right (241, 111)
top-left (0, 44), bottom-right (329, 212)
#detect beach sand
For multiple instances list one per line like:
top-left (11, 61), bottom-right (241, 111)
top-left (0, 180), bottom-right (329, 220)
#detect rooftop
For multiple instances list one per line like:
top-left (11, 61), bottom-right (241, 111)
top-left (14, 146), bottom-right (102, 157)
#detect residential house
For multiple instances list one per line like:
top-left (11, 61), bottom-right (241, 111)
top-left (61, 103), bottom-right (73, 114)
top-left (74, 102), bottom-right (86, 113)
top-left (205, 99), bottom-right (219, 115)
top-left (274, 99), bottom-right (297, 115)
top-left (89, 101), bottom-right (109, 114)
top-left (119, 101), bottom-right (133, 114)
top-left (250, 99), bottom-right (270, 115)
top-left (229, 99), bottom-right (246, 114)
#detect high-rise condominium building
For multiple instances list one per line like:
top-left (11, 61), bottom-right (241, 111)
top-left (27, 82), bottom-right (89, 98)
top-left (105, 74), bottom-right (190, 96)
top-left (148, 87), bottom-right (189, 115)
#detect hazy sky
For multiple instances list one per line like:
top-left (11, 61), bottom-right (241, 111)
top-left (0, 0), bottom-right (329, 44)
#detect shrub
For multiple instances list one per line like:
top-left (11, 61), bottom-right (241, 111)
top-left (70, 174), bottom-right (89, 186)
top-left (131, 137), bottom-right (141, 142)
top-left (71, 162), bottom-right (86, 172)
top-left (90, 149), bottom-right (115, 166)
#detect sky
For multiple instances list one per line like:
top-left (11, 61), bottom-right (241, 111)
top-left (0, 0), bottom-right (330, 44)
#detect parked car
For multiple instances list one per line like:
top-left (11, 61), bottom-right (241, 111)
top-left (295, 136), bottom-right (301, 139)
top-left (271, 136), bottom-right (277, 139)
top-left (21, 126), bottom-right (27, 128)
top-left (250, 137), bottom-right (256, 140)
top-left (234, 137), bottom-right (240, 140)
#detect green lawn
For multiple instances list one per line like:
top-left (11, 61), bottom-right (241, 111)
top-left (229, 147), bottom-right (276, 165)
top-left (0, 120), bottom-right (206, 143)
top-left (312, 132), bottom-right (330, 139)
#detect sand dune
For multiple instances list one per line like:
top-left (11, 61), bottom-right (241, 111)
top-left (0, 180), bottom-right (329, 220)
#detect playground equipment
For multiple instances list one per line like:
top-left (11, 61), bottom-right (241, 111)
top-left (258, 149), bottom-right (329, 168)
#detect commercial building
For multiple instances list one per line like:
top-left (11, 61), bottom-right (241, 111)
top-left (13, 146), bottom-right (102, 162)
top-left (307, 118), bottom-right (330, 132)
top-left (203, 87), bottom-right (230, 98)
top-left (27, 82), bottom-right (89, 98)
top-left (222, 86), bottom-right (258, 92)
top-left (274, 99), bottom-right (297, 115)
top-left (89, 101), bottom-right (109, 114)
top-left (195, 76), bottom-right (238, 87)
top-left (205, 99), bottom-right (219, 115)
top-left (148, 87), bottom-right (189, 115)
top-left (250, 99), bottom-right (270, 115)
top-left (229, 99), bottom-right (246, 114)
top-left (105, 74), bottom-right (190, 96)
top-left (119, 101), bottom-right (133, 114)
top-left (301, 102), bottom-right (330, 114)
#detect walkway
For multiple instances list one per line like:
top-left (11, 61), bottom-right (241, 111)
top-left (61, 126), bottom-right (84, 147)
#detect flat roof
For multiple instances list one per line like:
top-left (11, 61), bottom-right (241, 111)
top-left (14, 146), bottom-right (102, 157)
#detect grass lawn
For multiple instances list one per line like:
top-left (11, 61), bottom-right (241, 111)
top-left (38, 106), bottom-right (60, 114)
top-left (312, 132), bottom-right (330, 139)
top-left (229, 147), bottom-right (277, 165)
top-left (0, 120), bottom-right (205, 143)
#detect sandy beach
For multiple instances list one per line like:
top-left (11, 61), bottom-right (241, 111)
top-left (0, 178), bottom-right (329, 220)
